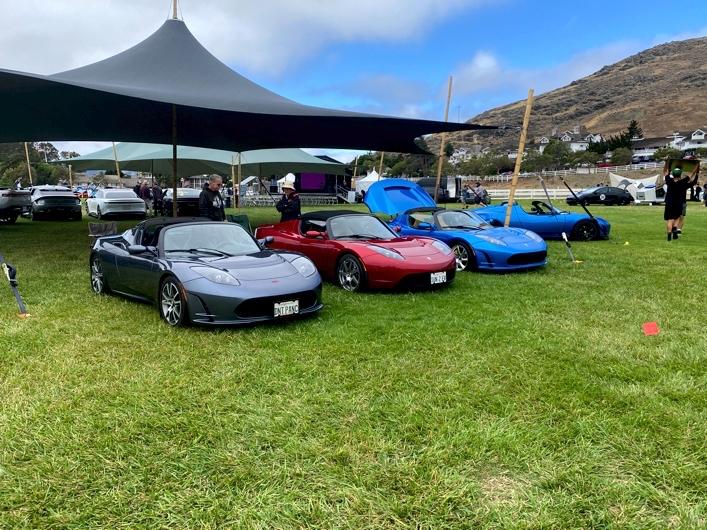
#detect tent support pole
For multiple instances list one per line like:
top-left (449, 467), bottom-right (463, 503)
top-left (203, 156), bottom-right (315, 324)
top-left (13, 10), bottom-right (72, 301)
top-left (111, 141), bottom-right (121, 181)
top-left (434, 75), bottom-right (453, 202)
top-left (172, 104), bottom-right (178, 217)
top-left (378, 151), bottom-right (385, 177)
top-left (68, 164), bottom-right (73, 188)
top-left (237, 152), bottom-right (242, 209)
top-left (231, 154), bottom-right (236, 210)
top-left (23, 142), bottom-right (33, 186)
top-left (504, 89), bottom-right (534, 227)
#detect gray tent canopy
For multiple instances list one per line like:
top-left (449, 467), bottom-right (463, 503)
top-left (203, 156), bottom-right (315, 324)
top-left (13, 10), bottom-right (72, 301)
top-left (0, 18), bottom-right (489, 153)
top-left (60, 143), bottom-right (347, 177)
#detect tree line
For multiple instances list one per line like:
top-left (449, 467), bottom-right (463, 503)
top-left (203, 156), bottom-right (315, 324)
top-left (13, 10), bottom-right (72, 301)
top-left (0, 142), bottom-right (79, 187)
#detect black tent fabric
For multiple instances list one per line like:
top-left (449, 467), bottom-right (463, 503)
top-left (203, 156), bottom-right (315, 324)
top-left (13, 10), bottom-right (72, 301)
top-left (0, 19), bottom-right (491, 153)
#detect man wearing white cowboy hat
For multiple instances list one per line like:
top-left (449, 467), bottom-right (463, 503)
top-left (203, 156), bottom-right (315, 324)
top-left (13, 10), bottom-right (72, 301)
top-left (276, 173), bottom-right (301, 221)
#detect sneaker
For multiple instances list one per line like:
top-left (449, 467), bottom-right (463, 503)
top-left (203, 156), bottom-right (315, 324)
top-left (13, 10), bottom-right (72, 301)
top-left (673, 232), bottom-right (679, 240)
top-left (676, 229), bottom-right (682, 234)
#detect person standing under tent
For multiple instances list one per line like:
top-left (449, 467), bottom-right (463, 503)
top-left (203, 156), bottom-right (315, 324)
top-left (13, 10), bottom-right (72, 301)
top-left (198, 174), bottom-right (226, 221)
top-left (151, 183), bottom-right (164, 216)
top-left (276, 174), bottom-right (301, 222)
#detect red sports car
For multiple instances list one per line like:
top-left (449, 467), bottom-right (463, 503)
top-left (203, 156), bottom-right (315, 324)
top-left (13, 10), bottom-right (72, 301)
top-left (255, 210), bottom-right (456, 292)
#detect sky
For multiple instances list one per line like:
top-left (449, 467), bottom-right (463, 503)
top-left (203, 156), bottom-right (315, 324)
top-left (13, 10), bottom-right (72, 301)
top-left (0, 0), bottom-right (705, 162)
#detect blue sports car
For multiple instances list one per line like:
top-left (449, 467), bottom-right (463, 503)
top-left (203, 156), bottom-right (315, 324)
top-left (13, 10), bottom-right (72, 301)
top-left (474, 201), bottom-right (611, 241)
top-left (364, 179), bottom-right (547, 272)
top-left (90, 217), bottom-right (323, 326)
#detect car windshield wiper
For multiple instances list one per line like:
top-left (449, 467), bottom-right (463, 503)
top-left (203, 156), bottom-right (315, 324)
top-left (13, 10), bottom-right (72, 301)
top-left (338, 234), bottom-right (386, 240)
top-left (166, 248), bottom-right (233, 257)
top-left (444, 225), bottom-right (479, 230)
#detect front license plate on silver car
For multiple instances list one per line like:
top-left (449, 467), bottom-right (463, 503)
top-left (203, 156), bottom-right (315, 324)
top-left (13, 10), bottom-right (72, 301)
top-left (274, 300), bottom-right (299, 317)
top-left (430, 271), bottom-right (447, 285)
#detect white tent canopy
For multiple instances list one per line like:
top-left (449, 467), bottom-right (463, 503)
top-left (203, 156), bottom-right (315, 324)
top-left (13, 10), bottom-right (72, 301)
top-left (609, 172), bottom-right (661, 203)
top-left (355, 170), bottom-right (383, 194)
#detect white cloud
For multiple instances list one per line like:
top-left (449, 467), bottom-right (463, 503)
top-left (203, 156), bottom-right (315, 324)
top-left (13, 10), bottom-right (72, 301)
top-left (0, 0), bottom-right (488, 75)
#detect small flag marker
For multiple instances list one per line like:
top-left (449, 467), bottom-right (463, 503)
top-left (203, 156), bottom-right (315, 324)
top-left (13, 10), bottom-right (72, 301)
top-left (642, 322), bottom-right (660, 336)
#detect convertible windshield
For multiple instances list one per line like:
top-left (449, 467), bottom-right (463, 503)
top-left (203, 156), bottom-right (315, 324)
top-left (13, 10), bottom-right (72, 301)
top-left (163, 224), bottom-right (259, 256)
top-left (329, 215), bottom-right (395, 240)
top-left (438, 210), bottom-right (490, 230)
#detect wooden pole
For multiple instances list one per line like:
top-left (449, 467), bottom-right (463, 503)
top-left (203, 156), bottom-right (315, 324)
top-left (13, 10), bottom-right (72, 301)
top-left (237, 152), bottom-right (242, 210)
top-left (171, 105), bottom-right (178, 217)
top-left (111, 141), bottom-right (121, 182)
top-left (504, 89), bottom-right (534, 227)
top-left (434, 76), bottom-right (453, 202)
top-left (378, 151), bottom-right (385, 177)
top-left (172, 0), bottom-right (178, 19)
top-left (231, 154), bottom-right (237, 210)
top-left (68, 164), bottom-right (73, 188)
top-left (23, 142), bottom-right (33, 185)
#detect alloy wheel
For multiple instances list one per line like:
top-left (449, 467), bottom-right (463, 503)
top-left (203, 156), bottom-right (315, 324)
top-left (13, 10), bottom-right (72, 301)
top-left (338, 256), bottom-right (362, 292)
top-left (160, 280), bottom-right (183, 326)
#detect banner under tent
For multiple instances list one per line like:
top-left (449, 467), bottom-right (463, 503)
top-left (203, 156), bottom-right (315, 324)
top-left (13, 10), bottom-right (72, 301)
top-left (609, 172), bottom-right (663, 204)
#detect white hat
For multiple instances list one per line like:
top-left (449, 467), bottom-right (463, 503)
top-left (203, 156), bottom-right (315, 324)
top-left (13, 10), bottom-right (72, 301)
top-left (282, 173), bottom-right (296, 190)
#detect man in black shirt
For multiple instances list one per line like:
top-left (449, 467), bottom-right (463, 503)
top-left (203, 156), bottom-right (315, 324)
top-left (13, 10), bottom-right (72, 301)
top-left (199, 174), bottom-right (226, 221)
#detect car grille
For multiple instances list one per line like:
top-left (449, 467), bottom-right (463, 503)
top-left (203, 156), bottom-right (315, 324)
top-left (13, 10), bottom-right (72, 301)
top-left (235, 290), bottom-right (319, 319)
top-left (507, 251), bottom-right (547, 265)
top-left (397, 268), bottom-right (455, 290)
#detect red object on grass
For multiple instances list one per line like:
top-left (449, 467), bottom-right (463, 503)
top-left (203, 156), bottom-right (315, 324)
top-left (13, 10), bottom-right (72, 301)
top-left (642, 322), bottom-right (660, 336)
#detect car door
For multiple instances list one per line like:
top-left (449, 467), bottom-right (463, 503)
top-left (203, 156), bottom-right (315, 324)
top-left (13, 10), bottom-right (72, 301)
top-left (518, 204), bottom-right (563, 239)
top-left (296, 219), bottom-right (338, 276)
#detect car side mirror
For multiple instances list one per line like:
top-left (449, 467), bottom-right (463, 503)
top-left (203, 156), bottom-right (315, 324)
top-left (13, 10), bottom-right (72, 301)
top-left (304, 230), bottom-right (323, 239)
top-left (258, 236), bottom-right (274, 247)
top-left (417, 222), bottom-right (433, 230)
top-left (489, 219), bottom-right (503, 227)
top-left (392, 225), bottom-right (401, 233)
top-left (127, 244), bottom-right (148, 255)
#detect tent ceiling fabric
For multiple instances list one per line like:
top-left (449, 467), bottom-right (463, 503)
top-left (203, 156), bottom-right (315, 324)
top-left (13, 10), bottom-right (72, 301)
top-left (61, 143), bottom-right (347, 177)
top-left (0, 19), bottom-right (491, 153)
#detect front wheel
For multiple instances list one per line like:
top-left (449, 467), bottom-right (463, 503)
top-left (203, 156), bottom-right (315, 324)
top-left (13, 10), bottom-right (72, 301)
top-left (337, 254), bottom-right (365, 292)
top-left (571, 220), bottom-right (598, 241)
top-left (451, 241), bottom-right (476, 271)
top-left (159, 277), bottom-right (189, 326)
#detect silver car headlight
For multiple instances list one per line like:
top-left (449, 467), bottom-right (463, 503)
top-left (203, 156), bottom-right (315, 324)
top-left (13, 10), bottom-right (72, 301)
top-left (191, 266), bottom-right (240, 285)
top-left (431, 240), bottom-right (452, 255)
top-left (477, 234), bottom-right (507, 246)
top-left (367, 244), bottom-right (404, 260)
top-left (523, 229), bottom-right (544, 242)
top-left (292, 256), bottom-right (317, 277)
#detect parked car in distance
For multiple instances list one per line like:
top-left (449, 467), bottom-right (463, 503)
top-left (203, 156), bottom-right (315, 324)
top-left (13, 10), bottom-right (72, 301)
top-left (161, 188), bottom-right (201, 216)
top-left (90, 217), bottom-right (323, 326)
top-left (0, 187), bottom-right (30, 224)
top-left (29, 185), bottom-right (82, 221)
top-left (566, 186), bottom-right (634, 206)
top-left (86, 188), bottom-right (147, 219)
top-left (255, 210), bottom-right (456, 292)
top-left (415, 176), bottom-right (451, 203)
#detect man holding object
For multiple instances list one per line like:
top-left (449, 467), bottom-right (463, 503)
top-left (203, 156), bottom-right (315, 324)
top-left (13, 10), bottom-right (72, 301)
top-left (664, 166), bottom-right (698, 241)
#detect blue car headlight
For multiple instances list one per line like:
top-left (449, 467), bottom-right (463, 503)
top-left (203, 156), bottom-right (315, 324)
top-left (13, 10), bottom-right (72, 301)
top-left (191, 266), bottom-right (240, 286)
top-left (431, 240), bottom-right (452, 255)
top-left (476, 234), bottom-right (507, 246)
top-left (523, 229), bottom-right (544, 242)
top-left (367, 244), bottom-right (404, 260)
top-left (292, 256), bottom-right (317, 277)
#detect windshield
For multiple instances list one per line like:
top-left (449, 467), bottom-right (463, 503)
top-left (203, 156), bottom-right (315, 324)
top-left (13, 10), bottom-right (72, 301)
top-left (165, 188), bottom-right (200, 199)
top-left (163, 224), bottom-right (259, 256)
top-left (580, 187), bottom-right (600, 194)
top-left (329, 215), bottom-right (396, 240)
top-left (105, 191), bottom-right (138, 199)
top-left (438, 210), bottom-right (490, 230)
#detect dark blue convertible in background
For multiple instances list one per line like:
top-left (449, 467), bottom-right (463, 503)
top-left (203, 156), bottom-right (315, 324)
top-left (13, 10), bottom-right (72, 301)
top-left (90, 217), bottom-right (323, 326)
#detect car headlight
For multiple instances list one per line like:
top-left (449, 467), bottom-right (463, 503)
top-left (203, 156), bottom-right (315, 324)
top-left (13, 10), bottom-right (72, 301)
top-left (35, 199), bottom-right (44, 205)
top-left (523, 229), bottom-right (544, 242)
top-left (292, 256), bottom-right (317, 277)
top-left (191, 266), bottom-right (240, 285)
top-left (431, 240), bottom-right (452, 255)
top-left (367, 244), bottom-right (404, 260)
top-left (476, 234), bottom-right (507, 246)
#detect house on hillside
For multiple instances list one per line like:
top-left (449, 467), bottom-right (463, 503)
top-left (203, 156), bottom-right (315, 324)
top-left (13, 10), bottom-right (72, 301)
top-left (670, 128), bottom-right (707, 151)
top-left (630, 136), bottom-right (669, 160)
top-left (537, 127), bottom-right (602, 154)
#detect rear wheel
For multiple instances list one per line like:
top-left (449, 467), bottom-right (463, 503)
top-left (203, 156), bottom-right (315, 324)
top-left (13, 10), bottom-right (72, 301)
top-left (159, 277), bottom-right (189, 326)
top-left (451, 241), bottom-right (476, 271)
top-left (571, 220), bottom-right (598, 241)
top-left (337, 254), bottom-right (365, 292)
top-left (96, 206), bottom-right (102, 220)
top-left (90, 255), bottom-right (110, 294)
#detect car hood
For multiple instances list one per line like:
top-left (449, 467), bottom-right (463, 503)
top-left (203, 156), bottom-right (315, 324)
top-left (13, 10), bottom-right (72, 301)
top-left (365, 238), bottom-right (440, 257)
top-left (481, 227), bottom-right (544, 246)
top-left (173, 251), bottom-right (299, 280)
top-left (364, 178), bottom-right (436, 215)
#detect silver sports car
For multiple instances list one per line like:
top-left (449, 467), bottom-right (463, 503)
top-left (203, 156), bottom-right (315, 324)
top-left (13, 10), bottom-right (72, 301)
top-left (90, 217), bottom-right (323, 326)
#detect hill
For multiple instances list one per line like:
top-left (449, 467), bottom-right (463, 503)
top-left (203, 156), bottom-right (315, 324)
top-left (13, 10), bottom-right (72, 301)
top-left (442, 36), bottom-right (707, 152)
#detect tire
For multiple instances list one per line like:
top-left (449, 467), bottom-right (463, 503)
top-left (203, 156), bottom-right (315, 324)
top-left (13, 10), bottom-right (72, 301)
top-left (337, 254), bottom-right (366, 292)
top-left (90, 255), bottom-right (110, 294)
top-left (571, 220), bottom-right (598, 241)
top-left (450, 241), bottom-right (476, 272)
top-left (159, 276), bottom-right (189, 327)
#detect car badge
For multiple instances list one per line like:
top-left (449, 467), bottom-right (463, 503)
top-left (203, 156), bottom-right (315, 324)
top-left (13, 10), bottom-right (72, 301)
top-left (426, 256), bottom-right (432, 261)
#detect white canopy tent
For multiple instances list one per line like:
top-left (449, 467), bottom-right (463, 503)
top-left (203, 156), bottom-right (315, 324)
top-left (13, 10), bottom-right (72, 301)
top-left (355, 170), bottom-right (383, 194)
top-left (609, 172), bottom-right (662, 203)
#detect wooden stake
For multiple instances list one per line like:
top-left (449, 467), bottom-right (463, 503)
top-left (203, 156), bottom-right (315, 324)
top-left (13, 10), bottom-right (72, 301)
top-left (171, 105), bottom-right (178, 217)
top-left (23, 142), bottom-right (33, 185)
top-left (111, 141), bottom-right (121, 180)
top-left (504, 89), bottom-right (534, 227)
top-left (434, 76), bottom-right (453, 202)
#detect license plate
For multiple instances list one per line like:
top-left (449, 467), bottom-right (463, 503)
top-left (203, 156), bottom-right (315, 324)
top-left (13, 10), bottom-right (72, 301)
top-left (274, 300), bottom-right (299, 317)
top-left (430, 271), bottom-right (447, 285)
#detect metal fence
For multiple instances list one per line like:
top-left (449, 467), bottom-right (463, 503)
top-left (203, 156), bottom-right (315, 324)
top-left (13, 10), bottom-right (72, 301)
top-left (477, 162), bottom-right (662, 182)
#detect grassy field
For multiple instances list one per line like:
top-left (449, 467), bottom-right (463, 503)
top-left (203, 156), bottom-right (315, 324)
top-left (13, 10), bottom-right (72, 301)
top-left (1, 203), bottom-right (705, 528)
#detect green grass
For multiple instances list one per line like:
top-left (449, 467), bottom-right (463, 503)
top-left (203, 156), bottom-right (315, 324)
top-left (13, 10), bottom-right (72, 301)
top-left (1, 203), bottom-right (705, 528)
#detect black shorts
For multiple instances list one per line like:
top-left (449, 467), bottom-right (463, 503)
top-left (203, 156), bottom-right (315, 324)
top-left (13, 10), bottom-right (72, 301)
top-left (664, 201), bottom-right (683, 221)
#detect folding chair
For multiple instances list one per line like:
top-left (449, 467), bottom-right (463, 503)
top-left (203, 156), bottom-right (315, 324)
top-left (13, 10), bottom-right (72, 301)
top-left (88, 222), bottom-right (118, 248)
top-left (226, 214), bottom-right (252, 235)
